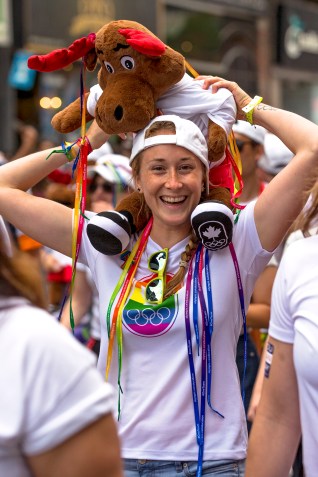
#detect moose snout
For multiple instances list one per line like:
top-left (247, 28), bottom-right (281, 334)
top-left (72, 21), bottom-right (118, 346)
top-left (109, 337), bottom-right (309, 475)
top-left (96, 74), bottom-right (156, 134)
top-left (114, 105), bottom-right (123, 121)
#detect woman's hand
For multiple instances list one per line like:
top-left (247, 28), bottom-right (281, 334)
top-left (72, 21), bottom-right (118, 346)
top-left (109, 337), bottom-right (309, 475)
top-left (247, 382), bottom-right (262, 422)
top-left (196, 75), bottom-right (252, 120)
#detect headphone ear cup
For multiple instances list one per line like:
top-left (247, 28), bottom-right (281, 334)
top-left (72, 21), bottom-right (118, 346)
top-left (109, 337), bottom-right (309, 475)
top-left (191, 201), bottom-right (234, 251)
top-left (87, 211), bottom-right (132, 255)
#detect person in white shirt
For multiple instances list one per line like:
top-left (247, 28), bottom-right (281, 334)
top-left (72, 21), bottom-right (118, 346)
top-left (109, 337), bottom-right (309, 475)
top-left (246, 179), bottom-right (318, 477)
top-left (0, 217), bottom-right (122, 477)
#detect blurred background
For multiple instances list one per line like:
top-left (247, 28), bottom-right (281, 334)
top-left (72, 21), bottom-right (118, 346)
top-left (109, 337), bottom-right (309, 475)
top-left (1, 0), bottom-right (318, 156)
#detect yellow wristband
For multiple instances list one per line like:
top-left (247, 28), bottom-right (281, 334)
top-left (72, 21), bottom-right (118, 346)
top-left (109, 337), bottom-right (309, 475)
top-left (242, 95), bottom-right (263, 125)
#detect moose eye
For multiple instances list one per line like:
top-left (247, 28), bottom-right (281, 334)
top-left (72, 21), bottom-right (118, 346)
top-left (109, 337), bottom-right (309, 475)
top-left (120, 56), bottom-right (135, 70)
top-left (104, 61), bottom-right (114, 73)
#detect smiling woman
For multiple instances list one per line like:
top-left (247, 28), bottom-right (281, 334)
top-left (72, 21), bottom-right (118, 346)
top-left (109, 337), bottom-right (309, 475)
top-left (127, 116), bottom-right (208, 299)
top-left (131, 116), bottom-right (208, 243)
top-left (79, 114), bottom-right (268, 477)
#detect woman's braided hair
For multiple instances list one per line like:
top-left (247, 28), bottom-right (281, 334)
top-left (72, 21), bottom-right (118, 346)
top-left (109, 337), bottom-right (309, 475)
top-left (163, 231), bottom-right (199, 299)
top-left (131, 120), bottom-right (207, 299)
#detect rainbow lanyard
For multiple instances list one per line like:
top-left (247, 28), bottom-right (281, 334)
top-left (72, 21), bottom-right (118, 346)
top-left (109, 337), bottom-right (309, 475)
top-left (185, 244), bottom-right (224, 477)
top-left (229, 242), bottom-right (247, 402)
top-left (50, 64), bottom-right (91, 327)
top-left (69, 65), bottom-right (90, 329)
top-left (105, 218), bottom-right (153, 416)
top-left (185, 243), bottom-right (247, 477)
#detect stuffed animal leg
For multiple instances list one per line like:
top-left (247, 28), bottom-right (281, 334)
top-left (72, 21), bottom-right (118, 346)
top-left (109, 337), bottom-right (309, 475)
top-left (52, 93), bottom-right (94, 133)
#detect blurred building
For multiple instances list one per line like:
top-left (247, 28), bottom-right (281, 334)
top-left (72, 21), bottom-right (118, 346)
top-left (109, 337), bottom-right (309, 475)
top-left (2, 0), bottom-right (318, 154)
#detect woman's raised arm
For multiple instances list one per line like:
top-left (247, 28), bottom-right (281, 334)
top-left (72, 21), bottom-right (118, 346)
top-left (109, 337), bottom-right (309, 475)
top-left (198, 76), bottom-right (318, 251)
top-left (0, 121), bottom-right (109, 257)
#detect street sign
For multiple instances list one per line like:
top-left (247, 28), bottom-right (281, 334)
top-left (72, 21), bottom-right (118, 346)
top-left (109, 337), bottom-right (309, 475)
top-left (8, 50), bottom-right (37, 91)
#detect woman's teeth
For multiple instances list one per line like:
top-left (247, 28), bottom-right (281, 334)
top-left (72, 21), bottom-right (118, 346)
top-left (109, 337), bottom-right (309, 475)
top-left (161, 196), bottom-right (186, 203)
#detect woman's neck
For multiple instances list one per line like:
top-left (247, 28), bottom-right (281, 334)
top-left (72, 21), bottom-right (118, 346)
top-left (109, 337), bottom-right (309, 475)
top-left (150, 222), bottom-right (191, 249)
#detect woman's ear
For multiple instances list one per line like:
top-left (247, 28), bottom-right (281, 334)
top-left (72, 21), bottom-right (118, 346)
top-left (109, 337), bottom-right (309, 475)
top-left (134, 178), bottom-right (141, 192)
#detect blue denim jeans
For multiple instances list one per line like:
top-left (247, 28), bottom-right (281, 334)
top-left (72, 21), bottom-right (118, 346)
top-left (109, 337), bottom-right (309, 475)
top-left (124, 459), bottom-right (245, 476)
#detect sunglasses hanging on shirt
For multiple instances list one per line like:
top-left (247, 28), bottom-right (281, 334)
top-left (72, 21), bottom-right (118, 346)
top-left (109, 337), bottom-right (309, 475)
top-left (145, 248), bottom-right (169, 304)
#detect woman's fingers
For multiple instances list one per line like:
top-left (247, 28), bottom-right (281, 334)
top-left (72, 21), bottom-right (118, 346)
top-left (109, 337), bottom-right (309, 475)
top-left (195, 75), bottom-right (252, 119)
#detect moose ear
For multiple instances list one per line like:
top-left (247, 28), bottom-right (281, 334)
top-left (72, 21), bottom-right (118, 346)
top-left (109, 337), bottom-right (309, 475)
top-left (28, 33), bottom-right (96, 72)
top-left (84, 48), bottom-right (98, 71)
top-left (118, 28), bottom-right (166, 57)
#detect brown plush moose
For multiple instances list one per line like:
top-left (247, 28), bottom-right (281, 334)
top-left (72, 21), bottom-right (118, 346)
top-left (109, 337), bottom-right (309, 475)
top-left (28, 19), bottom-right (237, 254)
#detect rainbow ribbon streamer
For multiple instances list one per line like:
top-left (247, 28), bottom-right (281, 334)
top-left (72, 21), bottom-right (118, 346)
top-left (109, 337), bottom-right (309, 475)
top-left (227, 132), bottom-right (244, 209)
top-left (105, 218), bottom-right (153, 417)
top-left (69, 63), bottom-right (91, 330)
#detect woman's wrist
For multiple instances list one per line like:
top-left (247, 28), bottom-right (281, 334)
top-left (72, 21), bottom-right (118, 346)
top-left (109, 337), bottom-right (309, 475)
top-left (86, 119), bottom-right (110, 151)
top-left (86, 133), bottom-right (110, 152)
top-left (251, 103), bottom-right (278, 129)
top-left (242, 95), bottom-right (263, 125)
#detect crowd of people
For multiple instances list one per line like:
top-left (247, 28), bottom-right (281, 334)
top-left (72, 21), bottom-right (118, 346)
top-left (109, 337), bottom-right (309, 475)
top-left (1, 69), bottom-right (318, 477)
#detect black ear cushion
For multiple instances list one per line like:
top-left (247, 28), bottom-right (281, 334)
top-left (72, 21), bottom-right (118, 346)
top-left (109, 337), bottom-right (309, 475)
top-left (87, 211), bottom-right (131, 256)
top-left (191, 203), bottom-right (234, 251)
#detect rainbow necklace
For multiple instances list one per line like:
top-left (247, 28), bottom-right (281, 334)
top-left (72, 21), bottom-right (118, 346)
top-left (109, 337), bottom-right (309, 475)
top-left (105, 217), bottom-right (153, 416)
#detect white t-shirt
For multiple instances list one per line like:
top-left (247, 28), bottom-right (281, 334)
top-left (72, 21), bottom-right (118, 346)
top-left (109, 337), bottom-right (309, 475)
top-left (87, 73), bottom-right (236, 137)
top-left (269, 235), bottom-right (318, 477)
top-left (78, 201), bottom-right (272, 461)
top-left (0, 296), bottom-right (115, 477)
top-left (86, 268), bottom-right (101, 340)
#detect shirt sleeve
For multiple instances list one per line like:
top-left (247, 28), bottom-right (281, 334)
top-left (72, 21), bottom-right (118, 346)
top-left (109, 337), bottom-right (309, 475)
top-left (74, 209), bottom-right (97, 268)
top-left (233, 200), bottom-right (274, 277)
top-left (157, 73), bottom-right (237, 135)
top-left (87, 84), bottom-right (103, 117)
top-left (268, 249), bottom-right (295, 343)
top-left (2, 306), bottom-right (115, 456)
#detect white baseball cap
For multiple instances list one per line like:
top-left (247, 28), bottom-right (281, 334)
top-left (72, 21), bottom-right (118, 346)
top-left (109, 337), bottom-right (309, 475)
top-left (233, 120), bottom-right (267, 145)
top-left (258, 133), bottom-right (294, 176)
top-left (87, 141), bottom-right (113, 162)
top-left (130, 114), bottom-right (209, 191)
top-left (88, 154), bottom-right (132, 187)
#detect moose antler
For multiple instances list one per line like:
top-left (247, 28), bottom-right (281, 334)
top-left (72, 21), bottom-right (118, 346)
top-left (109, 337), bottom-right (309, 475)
top-left (118, 28), bottom-right (166, 57)
top-left (27, 33), bottom-right (96, 72)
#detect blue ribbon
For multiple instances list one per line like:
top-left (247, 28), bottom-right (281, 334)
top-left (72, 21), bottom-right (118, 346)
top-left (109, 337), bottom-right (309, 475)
top-left (185, 245), bottom-right (224, 477)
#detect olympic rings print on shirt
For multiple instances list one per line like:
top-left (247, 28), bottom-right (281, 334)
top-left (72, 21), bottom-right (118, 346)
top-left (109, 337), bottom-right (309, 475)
top-left (126, 307), bottom-right (171, 326)
top-left (123, 293), bottom-right (178, 337)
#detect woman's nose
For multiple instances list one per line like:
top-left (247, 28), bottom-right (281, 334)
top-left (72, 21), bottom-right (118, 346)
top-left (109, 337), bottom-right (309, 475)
top-left (165, 170), bottom-right (182, 188)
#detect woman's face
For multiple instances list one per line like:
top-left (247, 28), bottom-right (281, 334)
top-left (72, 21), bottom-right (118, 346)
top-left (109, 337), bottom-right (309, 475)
top-left (136, 143), bottom-right (205, 233)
